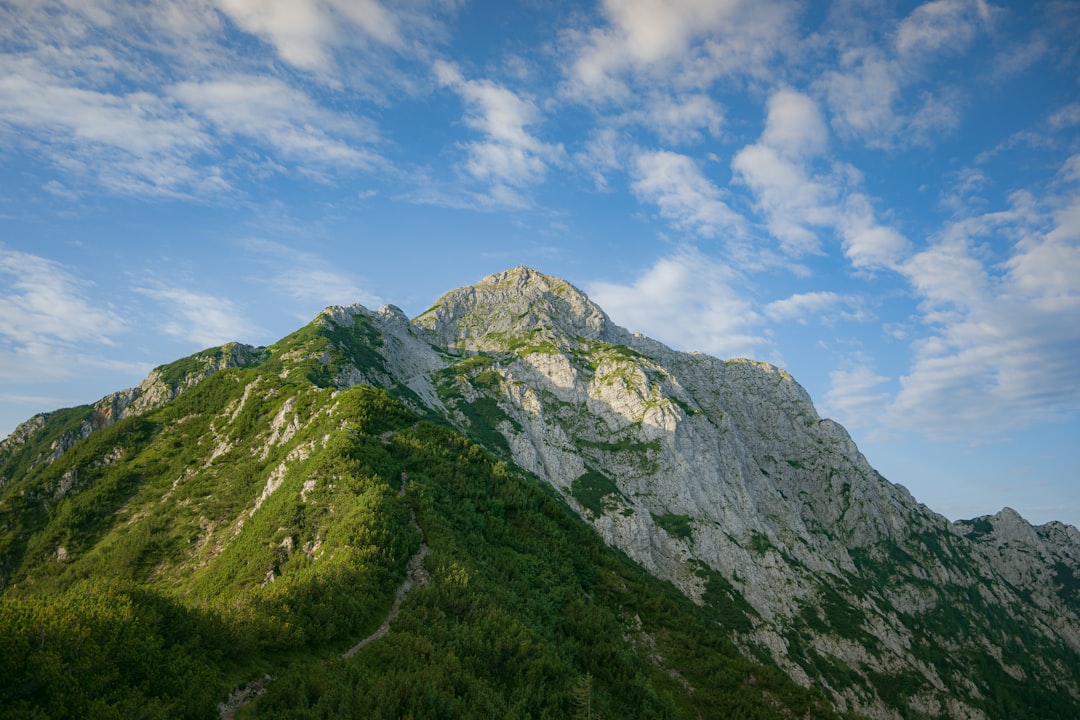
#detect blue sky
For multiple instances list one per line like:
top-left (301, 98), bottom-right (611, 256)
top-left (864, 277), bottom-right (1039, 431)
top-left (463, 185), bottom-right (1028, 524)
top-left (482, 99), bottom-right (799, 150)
top-left (1, 0), bottom-right (1078, 528)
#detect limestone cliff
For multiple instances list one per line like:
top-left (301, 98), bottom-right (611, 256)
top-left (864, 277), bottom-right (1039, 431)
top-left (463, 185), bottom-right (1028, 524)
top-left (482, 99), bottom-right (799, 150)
top-left (406, 267), bottom-right (1080, 719)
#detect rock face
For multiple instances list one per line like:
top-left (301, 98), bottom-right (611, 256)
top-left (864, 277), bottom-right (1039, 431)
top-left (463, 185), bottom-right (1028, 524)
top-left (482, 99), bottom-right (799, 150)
top-left (3, 266), bottom-right (1078, 719)
top-left (409, 268), bottom-right (1080, 719)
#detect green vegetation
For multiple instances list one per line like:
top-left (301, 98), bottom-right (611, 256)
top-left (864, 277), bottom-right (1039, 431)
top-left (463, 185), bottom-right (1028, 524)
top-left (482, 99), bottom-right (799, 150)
top-left (0, 580), bottom-right (234, 719)
top-left (458, 396), bottom-right (514, 454)
top-left (1054, 561), bottom-right (1080, 604)
top-left (570, 469), bottom-right (623, 517)
top-left (483, 327), bottom-right (561, 356)
top-left (669, 396), bottom-right (701, 417)
top-left (748, 530), bottom-right (773, 556)
top-left (0, 377), bottom-right (424, 718)
top-left (957, 517), bottom-right (994, 539)
top-left (695, 563), bottom-right (758, 634)
top-left (653, 513), bottom-right (694, 542)
top-left (251, 419), bottom-right (845, 720)
top-left (449, 353), bottom-right (495, 375)
top-left (264, 313), bottom-right (389, 388)
top-left (578, 436), bottom-right (661, 475)
top-left (0, 405), bottom-right (94, 486)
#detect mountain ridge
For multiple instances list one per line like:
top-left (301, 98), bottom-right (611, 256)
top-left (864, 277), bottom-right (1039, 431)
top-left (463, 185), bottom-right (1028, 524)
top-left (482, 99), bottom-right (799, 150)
top-left (1, 266), bottom-right (1077, 719)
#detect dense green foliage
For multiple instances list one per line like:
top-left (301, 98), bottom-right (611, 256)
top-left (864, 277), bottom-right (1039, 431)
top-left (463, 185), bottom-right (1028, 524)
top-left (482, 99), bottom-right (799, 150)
top-left (570, 469), bottom-right (623, 517)
top-left (252, 420), bottom-right (846, 719)
top-left (652, 513), bottom-right (695, 542)
top-left (0, 581), bottom-right (233, 719)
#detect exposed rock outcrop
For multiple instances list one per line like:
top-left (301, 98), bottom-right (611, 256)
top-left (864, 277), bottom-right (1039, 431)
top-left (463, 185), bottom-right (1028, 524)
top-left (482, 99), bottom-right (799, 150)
top-left (404, 267), bottom-right (1080, 719)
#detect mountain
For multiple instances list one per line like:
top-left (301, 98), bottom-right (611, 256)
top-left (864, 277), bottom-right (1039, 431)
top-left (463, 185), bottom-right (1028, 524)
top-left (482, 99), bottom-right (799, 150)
top-left (1, 266), bottom-right (1077, 719)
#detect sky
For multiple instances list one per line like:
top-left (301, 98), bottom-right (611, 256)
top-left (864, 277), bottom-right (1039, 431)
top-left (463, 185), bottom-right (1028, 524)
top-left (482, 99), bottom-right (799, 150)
top-left (1, 0), bottom-right (1078, 528)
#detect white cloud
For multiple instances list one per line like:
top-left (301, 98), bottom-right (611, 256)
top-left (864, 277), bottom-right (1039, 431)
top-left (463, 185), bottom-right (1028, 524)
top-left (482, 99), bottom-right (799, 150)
top-left (435, 61), bottom-right (564, 205)
top-left (894, 0), bottom-right (989, 58)
top-left (242, 239), bottom-right (383, 312)
top-left (0, 247), bottom-right (127, 347)
top-left (759, 89), bottom-right (828, 158)
top-left (135, 285), bottom-right (261, 348)
top-left (575, 127), bottom-right (625, 190)
top-left (0, 0), bottom-right (441, 197)
top-left (822, 364), bottom-right (892, 432)
top-left (587, 247), bottom-right (767, 359)
top-left (0, 57), bottom-right (215, 196)
top-left (731, 90), bottom-right (837, 256)
top-left (215, 0), bottom-right (344, 72)
top-left (0, 247), bottom-right (129, 383)
top-left (821, 0), bottom-right (991, 148)
top-left (214, 0), bottom-right (431, 74)
top-left (886, 184), bottom-right (1080, 436)
top-left (1049, 102), bottom-right (1080, 131)
top-left (732, 89), bottom-right (908, 266)
top-left (563, 0), bottom-right (796, 100)
top-left (624, 92), bottom-right (725, 145)
top-left (764, 291), bottom-right (867, 324)
top-left (171, 75), bottom-right (380, 169)
top-left (631, 150), bottom-right (744, 239)
top-left (837, 195), bottom-right (911, 270)
top-left (821, 49), bottom-right (903, 144)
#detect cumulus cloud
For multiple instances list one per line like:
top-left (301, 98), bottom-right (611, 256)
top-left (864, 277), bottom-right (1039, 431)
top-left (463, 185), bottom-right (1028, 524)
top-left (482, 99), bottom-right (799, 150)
top-left (823, 364), bottom-right (893, 432)
top-left (214, 0), bottom-right (449, 75)
top-left (732, 89), bottom-right (908, 266)
top-left (563, 0), bottom-right (796, 100)
top-left (759, 89), bottom-right (829, 158)
top-left (894, 0), bottom-right (990, 58)
top-left (821, 49), bottom-right (904, 143)
top-left (435, 61), bottom-right (564, 206)
top-left (821, 0), bottom-right (990, 148)
top-left (633, 92), bottom-right (725, 145)
top-left (631, 150), bottom-right (744, 239)
top-left (587, 247), bottom-right (767, 359)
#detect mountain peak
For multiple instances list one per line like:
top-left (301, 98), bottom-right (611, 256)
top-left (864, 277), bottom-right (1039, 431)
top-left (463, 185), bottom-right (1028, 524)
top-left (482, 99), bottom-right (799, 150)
top-left (414, 266), bottom-right (616, 352)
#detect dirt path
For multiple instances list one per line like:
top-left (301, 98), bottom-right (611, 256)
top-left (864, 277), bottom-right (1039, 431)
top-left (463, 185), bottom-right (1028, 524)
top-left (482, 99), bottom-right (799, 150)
top-left (219, 472), bottom-right (427, 719)
top-left (344, 471), bottom-right (428, 657)
top-left (343, 532), bottom-right (428, 657)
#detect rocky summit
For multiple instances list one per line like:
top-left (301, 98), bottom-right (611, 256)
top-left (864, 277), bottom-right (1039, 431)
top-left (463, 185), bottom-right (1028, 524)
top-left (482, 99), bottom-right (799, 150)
top-left (1, 266), bottom-right (1077, 719)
